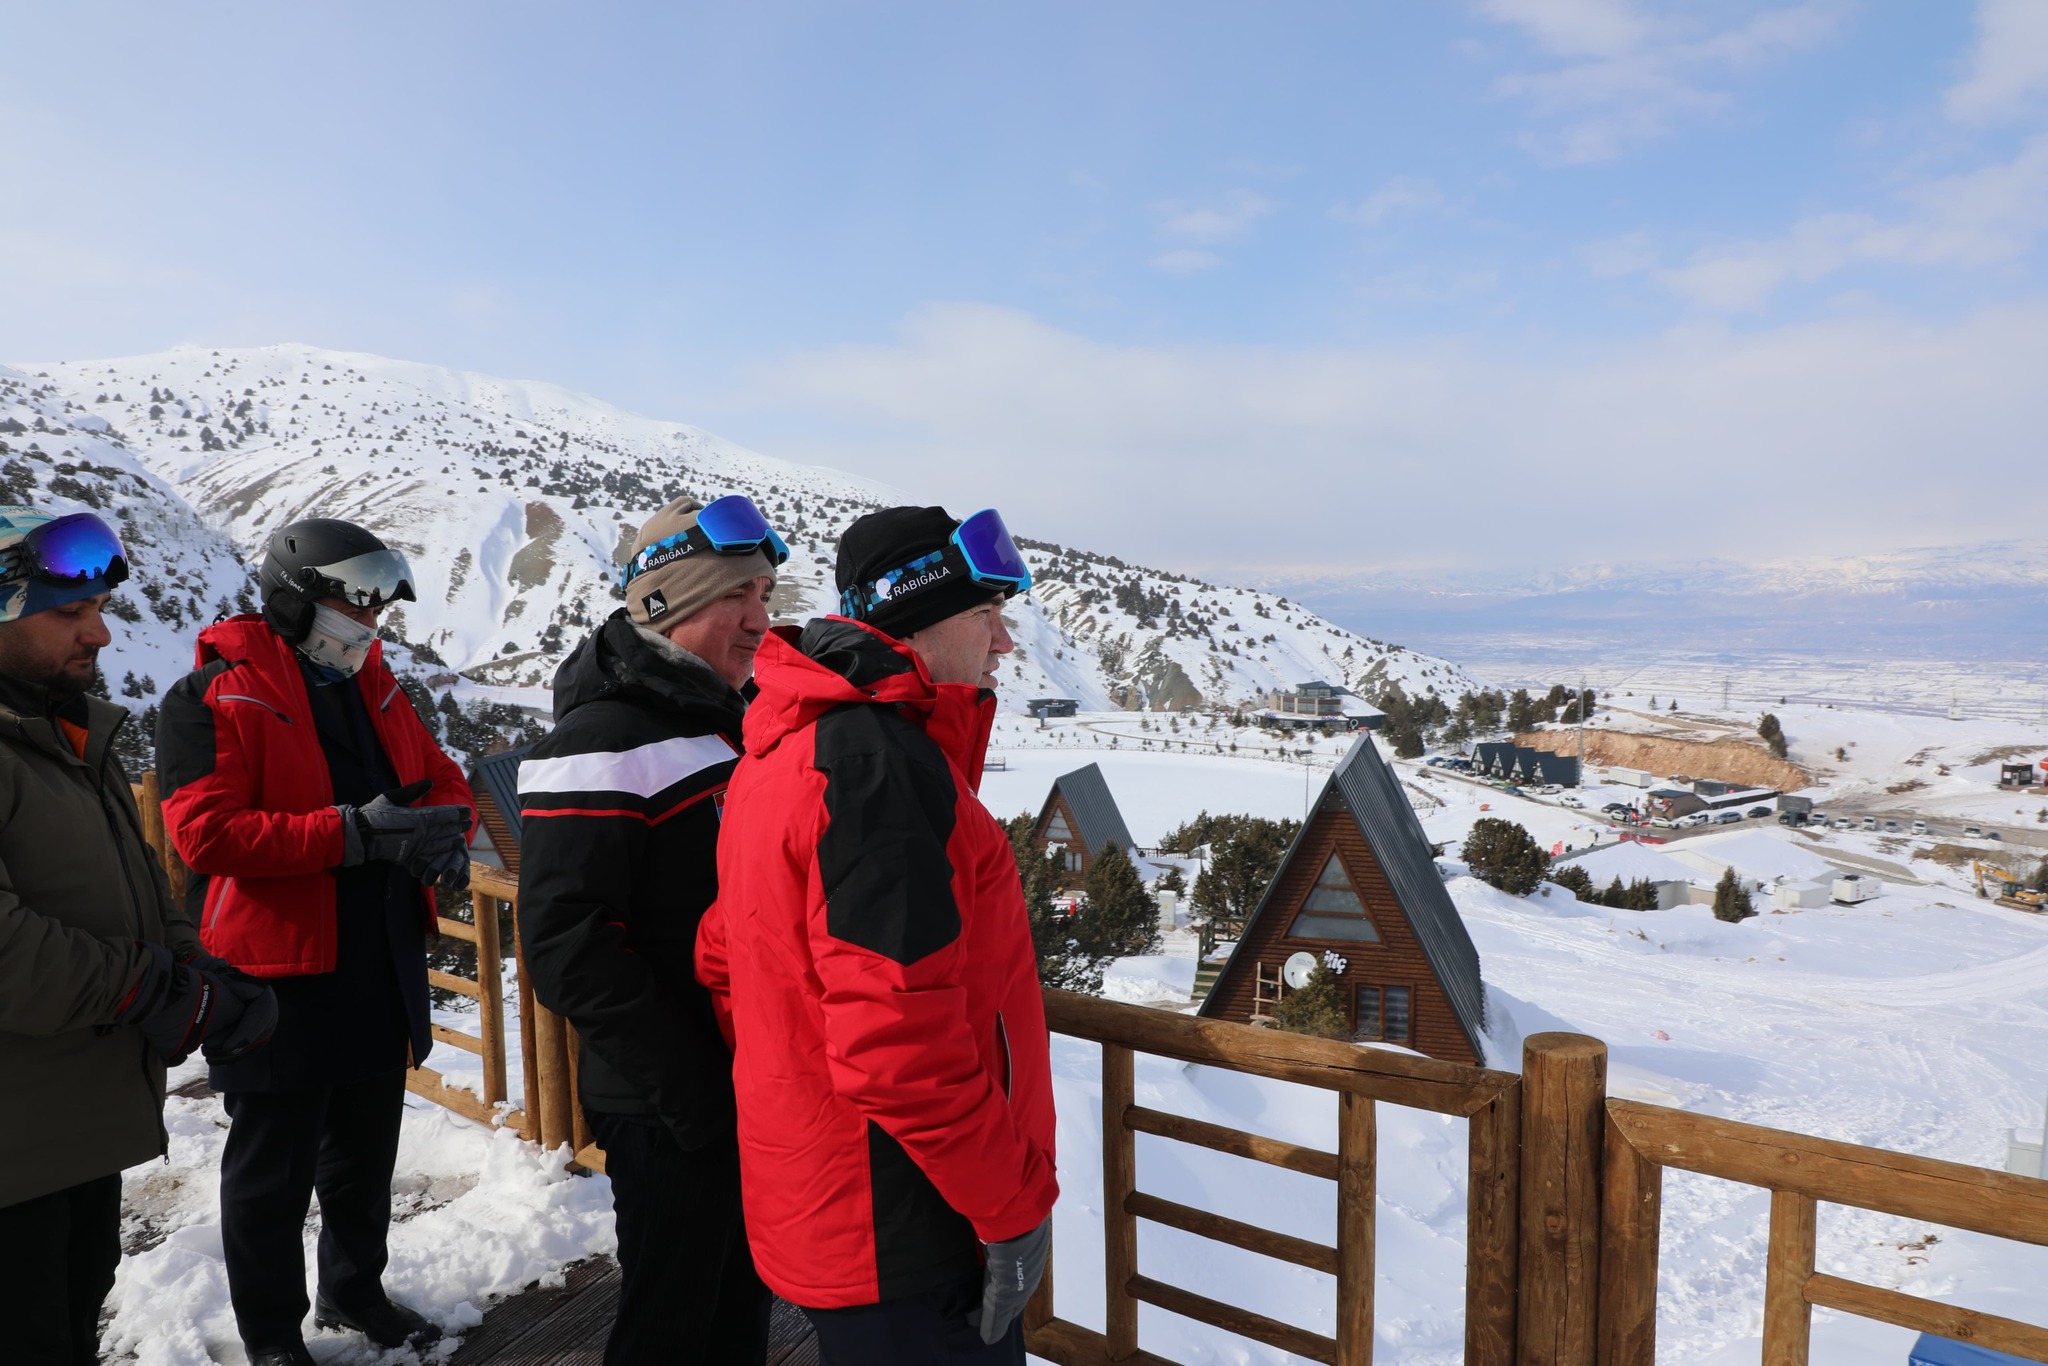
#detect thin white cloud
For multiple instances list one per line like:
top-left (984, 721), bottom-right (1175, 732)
top-left (1945, 0), bottom-right (2048, 124)
top-left (1332, 177), bottom-right (1446, 228)
top-left (1479, 0), bottom-right (1845, 164)
top-left (738, 301), bottom-right (2048, 573)
top-left (1150, 249), bottom-right (1223, 276)
top-left (1582, 231), bottom-right (1659, 278)
top-left (1153, 189), bottom-right (1277, 244)
top-left (1655, 134), bottom-right (2048, 309)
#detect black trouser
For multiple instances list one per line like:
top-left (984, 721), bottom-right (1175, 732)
top-left (219, 1069), bottom-right (406, 1351)
top-left (0, 1174), bottom-right (122, 1366)
top-left (592, 1111), bottom-right (772, 1366)
top-left (800, 1274), bottom-right (1024, 1366)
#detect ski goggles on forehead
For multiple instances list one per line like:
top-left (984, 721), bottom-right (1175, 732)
top-left (0, 512), bottom-right (131, 589)
top-left (621, 494), bottom-right (789, 588)
top-left (311, 548), bottom-right (415, 609)
top-left (838, 507), bottom-right (1031, 618)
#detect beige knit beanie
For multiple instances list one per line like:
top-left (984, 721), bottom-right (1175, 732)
top-left (622, 497), bottom-right (778, 629)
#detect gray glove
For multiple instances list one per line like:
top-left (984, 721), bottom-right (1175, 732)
top-left (970, 1218), bottom-right (1050, 1345)
top-left (339, 780), bottom-right (468, 870)
top-left (413, 835), bottom-right (471, 893)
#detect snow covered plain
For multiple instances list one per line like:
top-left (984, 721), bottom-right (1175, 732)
top-left (101, 733), bottom-right (2048, 1365)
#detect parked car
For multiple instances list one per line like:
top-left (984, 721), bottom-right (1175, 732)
top-left (1539, 784), bottom-right (1562, 795)
top-left (1861, 815), bottom-right (1878, 831)
top-left (1602, 802), bottom-right (1632, 815)
top-left (1683, 812), bottom-right (1713, 828)
top-left (1809, 811), bottom-right (1829, 826)
top-left (1747, 806), bottom-right (1773, 819)
top-left (1834, 817), bottom-right (1855, 830)
top-left (1911, 820), bottom-right (1928, 835)
top-left (1649, 816), bottom-right (1678, 829)
top-left (1503, 785), bottom-right (1525, 797)
top-left (1714, 810), bottom-right (1743, 825)
top-left (1777, 811), bottom-right (1807, 826)
top-left (1560, 795), bottom-right (1584, 808)
top-left (1883, 820), bottom-right (1901, 833)
top-left (1964, 825), bottom-right (1986, 838)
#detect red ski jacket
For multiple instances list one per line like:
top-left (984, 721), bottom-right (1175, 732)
top-left (697, 618), bottom-right (1057, 1310)
top-left (157, 616), bottom-right (474, 977)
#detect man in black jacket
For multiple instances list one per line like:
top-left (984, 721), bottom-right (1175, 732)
top-left (517, 494), bottom-right (785, 1365)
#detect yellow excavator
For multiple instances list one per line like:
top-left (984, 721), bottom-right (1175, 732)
top-left (1972, 861), bottom-right (2047, 912)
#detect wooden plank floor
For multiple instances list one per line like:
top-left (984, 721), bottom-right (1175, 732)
top-left (449, 1258), bottom-right (817, 1365)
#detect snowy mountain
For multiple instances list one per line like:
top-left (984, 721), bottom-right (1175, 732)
top-left (12, 344), bottom-right (1478, 716)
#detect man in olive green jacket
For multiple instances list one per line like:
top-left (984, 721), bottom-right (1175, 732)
top-left (0, 507), bottom-right (274, 1366)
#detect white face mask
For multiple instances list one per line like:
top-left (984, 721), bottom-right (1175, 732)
top-left (298, 602), bottom-right (377, 680)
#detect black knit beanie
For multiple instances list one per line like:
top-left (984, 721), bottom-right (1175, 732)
top-left (836, 505), bottom-right (1003, 640)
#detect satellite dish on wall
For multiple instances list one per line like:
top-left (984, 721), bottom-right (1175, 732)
top-left (1282, 952), bottom-right (1319, 989)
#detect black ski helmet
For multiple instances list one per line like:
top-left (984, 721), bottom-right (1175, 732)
top-left (259, 518), bottom-right (416, 643)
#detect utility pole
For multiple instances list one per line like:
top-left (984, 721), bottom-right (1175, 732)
top-left (1578, 674), bottom-right (1588, 772)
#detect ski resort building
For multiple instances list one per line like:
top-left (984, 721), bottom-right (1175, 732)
top-left (1261, 680), bottom-right (1385, 732)
top-left (1198, 737), bottom-right (1487, 1065)
top-left (468, 745), bottom-right (531, 873)
top-left (1470, 741), bottom-right (1581, 788)
top-left (1032, 762), bottom-right (1137, 884)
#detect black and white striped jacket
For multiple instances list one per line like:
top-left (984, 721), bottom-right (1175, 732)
top-left (515, 610), bottom-right (746, 1144)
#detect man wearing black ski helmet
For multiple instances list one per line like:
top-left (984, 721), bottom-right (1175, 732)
top-left (157, 516), bottom-right (477, 1365)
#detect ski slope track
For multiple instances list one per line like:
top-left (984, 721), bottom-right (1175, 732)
top-left (13, 344), bottom-right (1478, 715)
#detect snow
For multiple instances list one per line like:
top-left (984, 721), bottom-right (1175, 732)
top-left (1557, 840), bottom-right (1699, 887)
top-left (1664, 828), bottom-right (1836, 885)
top-left (108, 1076), bottom-right (614, 1365)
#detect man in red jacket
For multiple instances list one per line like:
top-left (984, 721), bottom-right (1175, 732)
top-left (158, 519), bottom-right (475, 1366)
top-left (698, 505), bottom-right (1055, 1366)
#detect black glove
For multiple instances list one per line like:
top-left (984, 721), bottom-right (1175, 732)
top-left (116, 942), bottom-right (222, 1064)
top-left (415, 838), bottom-right (471, 893)
top-left (970, 1218), bottom-right (1050, 1345)
top-left (339, 780), bottom-right (468, 870)
top-left (181, 946), bottom-right (255, 984)
top-left (203, 973), bottom-right (278, 1063)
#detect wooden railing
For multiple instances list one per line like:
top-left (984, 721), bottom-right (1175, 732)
top-left (1600, 1098), bottom-right (2048, 1365)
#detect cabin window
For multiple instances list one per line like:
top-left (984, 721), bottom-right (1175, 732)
top-left (1354, 986), bottom-right (1380, 1041)
top-left (1044, 810), bottom-right (1074, 842)
top-left (1285, 854), bottom-right (1381, 943)
top-left (1065, 849), bottom-right (1083, 872)
top-left (1353, 984), bottom-right (1412, 1043)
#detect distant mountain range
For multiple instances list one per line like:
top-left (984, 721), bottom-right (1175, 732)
top-left (1, 344), bottom-right (1479, 735)
top-left (1258, 542), bottom-right (2048, 669)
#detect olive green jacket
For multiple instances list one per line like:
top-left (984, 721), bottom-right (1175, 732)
top-left (0, 670), bottom-right (198, 1209)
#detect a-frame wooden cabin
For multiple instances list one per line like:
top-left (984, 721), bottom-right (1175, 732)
top-left (1031, 762), bottom-right (1136, 886)
top-left (468, 745), bottom-right (532, 874)
top-left (1198, 737), bottom-right (1488, 1065)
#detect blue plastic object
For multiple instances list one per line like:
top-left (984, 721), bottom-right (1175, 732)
top-left (1908, 1333), bottom-right (2038, 1366)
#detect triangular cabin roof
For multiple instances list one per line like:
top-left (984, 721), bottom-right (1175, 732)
top-left (1039, 762), bottom-right (1135, 857)
top-left (1198, 737), bottom-right (1486, 1061)
top-left (469, 745), bottom-right (532, 874)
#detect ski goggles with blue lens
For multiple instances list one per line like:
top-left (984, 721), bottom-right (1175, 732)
top-left (0, 511), bottom-right (131, 590)
top-left (838, 507), bottom-right (1032, 619)
top-left (621, 494), bottom-right (790, 588)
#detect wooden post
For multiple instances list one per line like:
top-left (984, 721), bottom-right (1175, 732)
top-left (1103, 1042), bottom-right (1138, 1361)
top-left (473, 884), bottom-right (507, 1109)
top-left (513, 917), bottom-right (542, 1144)
top-left (138, 771), bottom-right (190, 903)
top-left (1518, 1033), bottom-right (1607, 1366)
top-left (1596, 1105), bottom-right (1661, 1366)
top-left (1467, 1081), bottom-right (1522, 1366)
top-left (1024, 1239), bottom-right (1054, 1333)
top-left (1761, 1191), bottom-right (1816, 1366)
top-left (567, 1022), bottom-right (593, 1156)
top-left (1336, 1091), bottom-right (1376, 1366)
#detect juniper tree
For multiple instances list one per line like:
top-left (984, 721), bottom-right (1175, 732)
top-left (1757, 713), bottom-right (1788, 760)
top-left (1076, 844), bottom-right (1162, 963)
top-left (1462, 818), bottom-right (1550, 896)
top-left (1005, 813), bottom-right (1102, 993)
top-left (1272, 961), bottom-right (1348, 1039)
top-left (1712, 867), bottom-right (1757, 923)
top-left (1549, 864), bottom-right (1596, 900)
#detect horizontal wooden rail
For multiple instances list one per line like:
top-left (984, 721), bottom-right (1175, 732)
top-left (405, 1066), bottom-right (523, 1135)
top-left (1027, 1317), bottom-right (1180, 1366)
top-left (1046, 989), bottom-right (1516, 1115)
top-left (1125, 1105), bottom-right (1342, 1180)
top-left (430, 1023), bottom-right (486, 1056)
top-left (470, 866), bottom-right (519, 903)
top-left (1607, 1099), bottom-right (2048, 1245)
top-left (1805, 1275), bottom-right (2048, 1362)
top-left (428, 968), bottom-right (482, 999)
top-left (434, 915), bottom-right (479, 944)
top-left (1125, 1189), bottom-right (1339, 1275)
top-left (1128, 1275), bottom-right (1337, 1365)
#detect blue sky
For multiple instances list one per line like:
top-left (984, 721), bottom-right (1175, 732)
top-left (6, 1), bottom-right (2046, 576)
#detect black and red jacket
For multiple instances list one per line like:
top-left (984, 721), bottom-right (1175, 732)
top-left (697, 617), bottom-right (1057, 1310)
top-left (155, 616), bottom-right (474, 977)
top-left (516, 611), bottom-right (746, 1146)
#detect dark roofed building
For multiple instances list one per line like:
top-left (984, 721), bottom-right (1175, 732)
top-left (1198, 738), bottom-right (1487, 1065)
top-left (469, 745), bottom-right (532, 873)
top-left (1470, 741), bottom-right (1579, 788)
top-left (1033, 762), bottom-right (1137, 884)
top-left (1028, 698), bottom-right (1079, 719)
